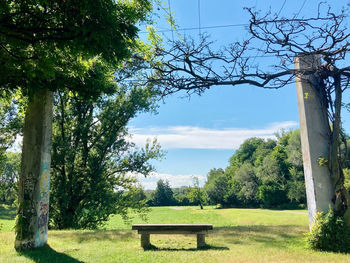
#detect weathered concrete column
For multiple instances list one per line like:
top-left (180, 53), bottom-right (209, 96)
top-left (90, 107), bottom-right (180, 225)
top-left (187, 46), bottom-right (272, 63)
top-left (295, 54), bottom-right (334, 228)
top-left (15, 88), bottom-right (53, 250)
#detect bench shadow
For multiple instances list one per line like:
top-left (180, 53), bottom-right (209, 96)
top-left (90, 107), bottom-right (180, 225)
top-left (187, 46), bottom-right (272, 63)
top-left (18, 244), bottom-right (84, 263)
top-left (144, 244), bottom-right (229, 251)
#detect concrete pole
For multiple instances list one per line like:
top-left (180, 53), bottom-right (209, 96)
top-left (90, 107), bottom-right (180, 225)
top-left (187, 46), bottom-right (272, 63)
top-left (295, 54), bottom-right (334, 228)
top-left (15, 88), bottom-right (53, 250)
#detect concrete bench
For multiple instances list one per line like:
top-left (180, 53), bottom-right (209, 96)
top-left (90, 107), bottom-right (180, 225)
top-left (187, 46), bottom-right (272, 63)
top-left (132, 224), bottom-right (213, 249)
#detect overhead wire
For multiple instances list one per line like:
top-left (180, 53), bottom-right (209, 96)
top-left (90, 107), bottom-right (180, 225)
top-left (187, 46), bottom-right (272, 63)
top-left (294, 0), bottom-right (307, 19)
top-left (198, 0), bottom-right (201, 35)
top-left (140, 23), bottom-right (248, 34)
top-left (251, 0), bottom-right (287, 64)
top-left (131, 1), bottom-right (295, 84)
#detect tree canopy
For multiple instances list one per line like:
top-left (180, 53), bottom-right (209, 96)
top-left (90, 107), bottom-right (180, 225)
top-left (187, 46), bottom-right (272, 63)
top-left (0, 0), bottom-right (153, 95)
top-left (204, 130), bottom-right (306, 209)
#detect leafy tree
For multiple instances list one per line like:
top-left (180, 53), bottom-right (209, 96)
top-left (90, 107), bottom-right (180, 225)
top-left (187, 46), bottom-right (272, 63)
top-left (0, 0), bottom-right (153, 92)
top-left (258, 184), bottom-right (287, 208)
top-left (0, 152), bottom-right (21, 204)
top-left (0, 96), bottom-right (22, 205)
top-left (50, 80), bottom-right (162, 229)
top-left (285, 130), bottom-right (306, 204)
top-left (217, 130), bottom-right (306, 208)
top-left (253, 139), bottom-right (277, 167)
top-left (3, 0), bottom-right (157, 249)
top-left (234, 162), bottom-right (259, 207)
top-left (173, 186), bottom-right (191, 206)
top-left (151, 180), bottom-right (175, 206)
top-left (257, 147), bottom-right (291, 208)
top-left (286, 130), bottom-right (303, 168)
top-left (287, 167), bottom-right (306, 204)
top-left (0, 96), bottom-right (23, 162)
top-left (187, 176), bottom-right (205, 209)
top-left (204, 168), bottom-right (230, 207)
top-left (229, 138), bottom-right (265, 168)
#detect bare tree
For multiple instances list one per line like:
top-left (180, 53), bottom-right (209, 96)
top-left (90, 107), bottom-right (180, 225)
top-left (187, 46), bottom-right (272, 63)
top-left (128, 3), bottom-right (350, 222)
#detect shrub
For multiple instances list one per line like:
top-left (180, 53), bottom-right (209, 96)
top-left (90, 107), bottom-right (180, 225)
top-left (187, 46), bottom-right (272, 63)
top-left (306, 210), bottom-right (350, 253)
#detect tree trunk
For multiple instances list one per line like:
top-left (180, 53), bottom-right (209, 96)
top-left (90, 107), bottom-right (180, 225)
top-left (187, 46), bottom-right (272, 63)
top-left (15, 88), bottom-right (53, 250)
top-left (330, 74), bottom-right (350, 225)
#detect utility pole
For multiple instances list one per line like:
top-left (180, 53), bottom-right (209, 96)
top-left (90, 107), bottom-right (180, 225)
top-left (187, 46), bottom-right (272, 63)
top-left (295, 54), bottom-right (334, 228)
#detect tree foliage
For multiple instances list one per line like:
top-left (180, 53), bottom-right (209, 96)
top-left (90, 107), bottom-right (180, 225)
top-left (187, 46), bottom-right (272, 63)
top-left (0, 152), bottom-right (21, 204)
top-left (204, 130), bottom-right (306, 208)
top-left (204, 168), bottom-right (229, 207)
top-left (187, 176), bottom-right (205, 209)
top-left (50, 75), bottom-right (162, 229)
top-left (0, 0), bottom-right (153, 94)
top-left (150, 180), bottom-right (175, 206)
top-left (306, 209), bottom-right (350, 253)
top-left (0, 96), bottom-right (22, 160)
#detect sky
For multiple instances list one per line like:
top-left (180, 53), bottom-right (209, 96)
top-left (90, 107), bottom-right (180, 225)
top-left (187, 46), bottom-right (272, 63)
top-left (130, 0), bottom-right (350, 190)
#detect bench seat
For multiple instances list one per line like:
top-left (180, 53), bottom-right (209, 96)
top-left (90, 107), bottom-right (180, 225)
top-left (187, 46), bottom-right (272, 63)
top-left (132, 224), bottom-right (213, 249)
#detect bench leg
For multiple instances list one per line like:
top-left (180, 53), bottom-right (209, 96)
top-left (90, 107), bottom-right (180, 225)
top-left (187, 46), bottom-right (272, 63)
top-left (197, 234), bottom-right (206, 248)
top-left (141, 233), bottom-right (150, 248)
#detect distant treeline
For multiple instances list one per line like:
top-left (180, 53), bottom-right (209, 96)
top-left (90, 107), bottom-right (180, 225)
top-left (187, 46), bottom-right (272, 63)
top-left (146, 130), bottom-right (350, 209)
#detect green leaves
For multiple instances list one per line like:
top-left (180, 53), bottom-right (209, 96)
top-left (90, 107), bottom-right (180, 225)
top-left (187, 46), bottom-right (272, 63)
top-left (50, 79), bottom-right (161, 229)
top-left (205, 129), bottom-right (306, 209)
top-left (0, 0), bottom-right (154, 96)
top-left (306, 210), bottom-right (350, 253)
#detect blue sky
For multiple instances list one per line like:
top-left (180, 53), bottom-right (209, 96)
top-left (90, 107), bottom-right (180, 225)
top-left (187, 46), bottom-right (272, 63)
top-left (130, 0), bottom-right (350, 189)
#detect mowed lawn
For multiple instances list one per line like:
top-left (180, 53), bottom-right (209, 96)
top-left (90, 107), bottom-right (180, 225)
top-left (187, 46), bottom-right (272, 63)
top-left (1, 205), bottom-right (350, 263)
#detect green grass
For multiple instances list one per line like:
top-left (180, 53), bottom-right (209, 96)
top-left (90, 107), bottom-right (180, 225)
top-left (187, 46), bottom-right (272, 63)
top-left (1, 205), bottom-right (350, 262)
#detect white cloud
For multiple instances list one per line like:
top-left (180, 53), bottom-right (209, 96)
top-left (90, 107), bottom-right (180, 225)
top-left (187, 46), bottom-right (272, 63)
top-left (135, 172), bottom-right (206, 190)
top-left (129, 121), bottom-right (298, 150)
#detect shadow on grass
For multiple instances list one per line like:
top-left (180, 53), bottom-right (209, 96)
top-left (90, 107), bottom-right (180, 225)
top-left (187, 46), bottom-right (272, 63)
top-left (214, 225), bottom-right (307, 249)
top-left (50, 230), bottom-right (135, 243)
top-left (0, 204), bottom-right (16, 220)
top-left (144, 244), bottom-right (229, 251)
top-left (18, 244), bottom-right (84, 263)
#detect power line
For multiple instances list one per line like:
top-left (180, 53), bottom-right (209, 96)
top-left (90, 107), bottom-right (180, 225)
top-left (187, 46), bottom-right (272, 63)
top-left (251, 0), bottom-right (287, 64)
top-left (295, 0), bottom-right (307, 19)
top-left (198, 0), bottom-right (201, 35)
top-left (140, 23), bottom-right (248, 34)
top-left (277, 0), bottom-right (287, 16)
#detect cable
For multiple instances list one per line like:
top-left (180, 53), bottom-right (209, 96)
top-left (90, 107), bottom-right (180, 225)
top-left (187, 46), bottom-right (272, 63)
top-left (140, 23), bottom-right (248, 34)
top-left (277, 0), bottom-right (287, 16)
top-left (251, 0), bottom-right (287, 64)
top-left (294, 0), bottom-right (307, 19)
top-left (198, 0), bottom-right (201, 35)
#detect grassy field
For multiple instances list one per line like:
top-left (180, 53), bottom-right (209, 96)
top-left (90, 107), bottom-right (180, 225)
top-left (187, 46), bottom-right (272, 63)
top-left (1, 205), bottom-right (350, 263)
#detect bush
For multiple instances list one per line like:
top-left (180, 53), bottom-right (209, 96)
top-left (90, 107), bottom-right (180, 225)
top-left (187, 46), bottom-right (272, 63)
top-left (306, 210), bottom-right (350, 253)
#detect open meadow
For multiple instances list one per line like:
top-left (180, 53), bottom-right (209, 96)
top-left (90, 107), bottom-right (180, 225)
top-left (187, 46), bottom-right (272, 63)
top-left (1, 205), bottom-right (350, 263)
